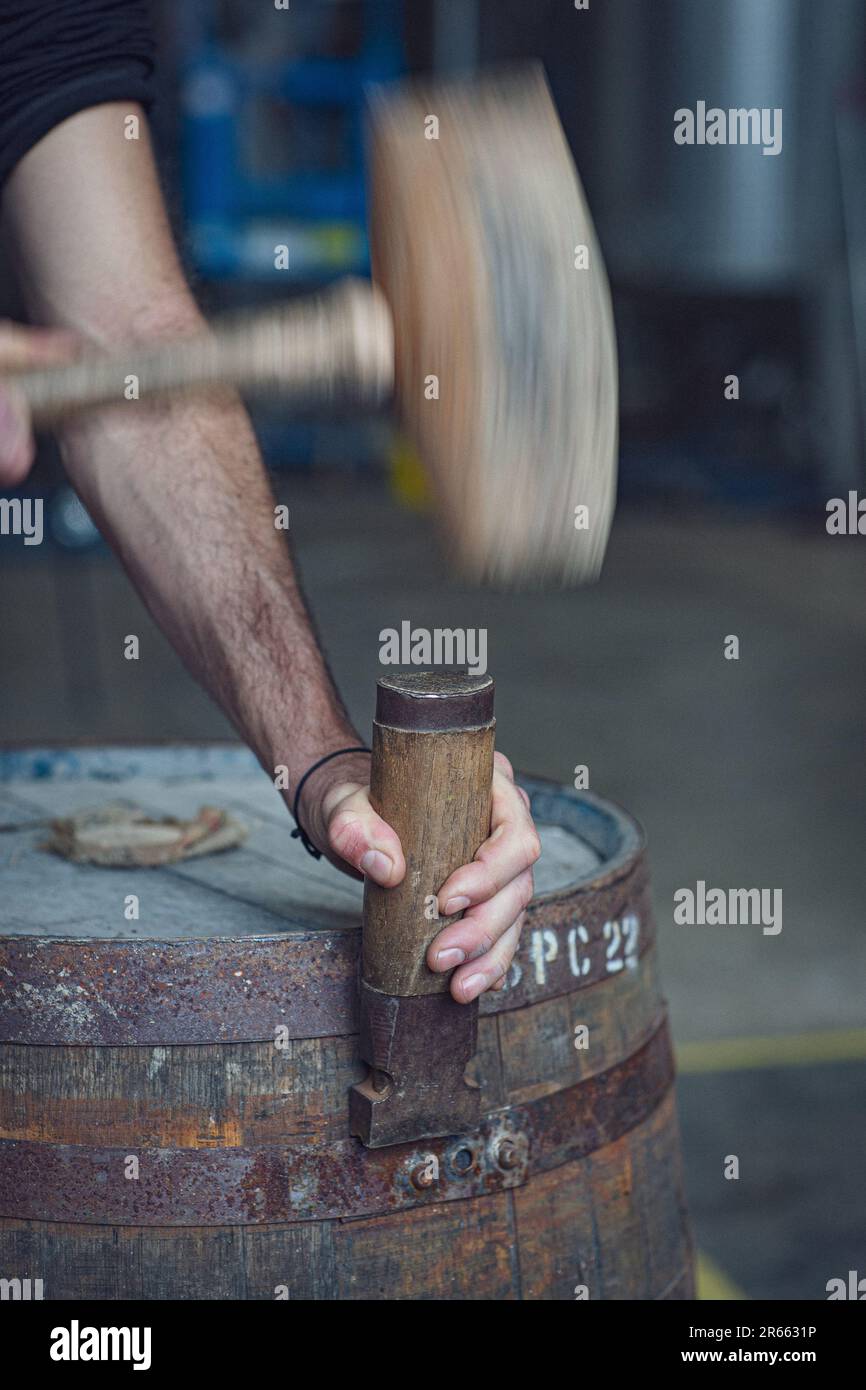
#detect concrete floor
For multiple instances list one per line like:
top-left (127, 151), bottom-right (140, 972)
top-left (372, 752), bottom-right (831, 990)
top-left (1, 474), bottom-right (864, 1298)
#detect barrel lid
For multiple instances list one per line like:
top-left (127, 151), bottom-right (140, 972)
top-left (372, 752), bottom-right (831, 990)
top-left (376, 671), bottom-right (494, 730)
top-left (0, 750), bottom-right (639, 942)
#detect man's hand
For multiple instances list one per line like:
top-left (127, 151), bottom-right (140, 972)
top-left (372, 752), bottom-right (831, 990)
top-left (303, 749), bottom-right (540, 1004)
top-left (0, 320), bottom-right (79, 484)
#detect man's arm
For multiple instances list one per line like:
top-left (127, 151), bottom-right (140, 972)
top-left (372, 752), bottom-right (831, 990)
top-left (3, 104), bottom-right (387, 852)
top-left (2, 103), bottom-right (539, 1001)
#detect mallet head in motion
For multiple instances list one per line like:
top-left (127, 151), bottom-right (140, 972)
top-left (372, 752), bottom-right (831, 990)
top-left (368, 65), bottom-right (618, 588)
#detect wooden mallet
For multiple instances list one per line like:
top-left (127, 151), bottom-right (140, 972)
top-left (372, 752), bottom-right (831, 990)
top-left (9, 66), bottom-right (618, 588)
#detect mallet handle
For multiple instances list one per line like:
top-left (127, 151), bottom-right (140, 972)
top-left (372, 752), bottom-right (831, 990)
top-left (11, 278), bottom-right (393, 425)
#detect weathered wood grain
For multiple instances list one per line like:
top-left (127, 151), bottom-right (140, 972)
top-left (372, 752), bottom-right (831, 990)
top-left (0, 1024), bottom-right (504, 1148)
top-left (0, 1218), bottom-right (338, 1300)
top-left (333, 1191), bottom-right (515, 1300)
top-left (498, 950), bottom-right (664, 1103)
top-left (0, 1036), bottom-right (364, 1147)
top-left (513, 1094), bottom-right (694, 1300)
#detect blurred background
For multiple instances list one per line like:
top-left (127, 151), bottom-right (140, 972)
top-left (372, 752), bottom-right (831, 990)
top-left (1, 0), bottom-right (865, 1300)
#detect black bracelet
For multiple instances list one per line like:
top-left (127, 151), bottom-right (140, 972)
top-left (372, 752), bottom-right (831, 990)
top-left (290, 746), bottom-right (371, 859)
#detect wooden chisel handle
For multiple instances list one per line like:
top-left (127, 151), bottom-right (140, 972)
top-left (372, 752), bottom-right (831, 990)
top-left (350, 671), bottom-right (495, 1148)
top-left (9, 277), bottom-right (394, 426)
top-left (362, 672), bottom-right (495, 997)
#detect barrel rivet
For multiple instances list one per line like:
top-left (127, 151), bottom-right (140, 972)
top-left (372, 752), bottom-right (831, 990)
top-left (496, 1139), bottom-right (522, 1171)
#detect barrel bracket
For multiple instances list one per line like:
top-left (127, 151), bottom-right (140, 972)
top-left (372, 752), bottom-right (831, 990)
top-left (349, 981), bottom-right (480, 1148)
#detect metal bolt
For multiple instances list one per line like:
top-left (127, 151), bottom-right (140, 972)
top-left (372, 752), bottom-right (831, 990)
top-left (496, 1139), bottom-right (521, 1170)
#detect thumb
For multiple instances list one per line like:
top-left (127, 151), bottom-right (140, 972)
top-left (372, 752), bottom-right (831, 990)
top-left (326, 785), bottom-right (405, 886)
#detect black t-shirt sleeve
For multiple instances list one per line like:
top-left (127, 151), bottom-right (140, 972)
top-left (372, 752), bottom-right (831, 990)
top-left (0, 0), bottom-right (156, 189)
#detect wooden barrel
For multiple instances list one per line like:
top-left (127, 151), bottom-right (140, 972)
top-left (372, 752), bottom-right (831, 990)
top-left (0, 746), bottom-right (693, 1300)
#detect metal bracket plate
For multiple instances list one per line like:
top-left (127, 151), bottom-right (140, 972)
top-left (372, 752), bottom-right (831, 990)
top-left (349, 981), bottom-right (480, 1147)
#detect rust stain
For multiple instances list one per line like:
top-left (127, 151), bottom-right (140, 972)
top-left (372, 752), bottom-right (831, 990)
top-left (0, 1022), bottom-right (675, 1226)
top-left (0, 854), bottom-right (653, 1045)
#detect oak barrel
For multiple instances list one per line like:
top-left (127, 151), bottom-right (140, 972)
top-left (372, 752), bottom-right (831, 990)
top-left (0, 745), bottom-right (693, 1300)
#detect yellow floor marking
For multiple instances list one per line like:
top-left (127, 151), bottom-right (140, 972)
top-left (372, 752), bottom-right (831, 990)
top-left (697, 1251), bottom-right (748, 1301)
top-left (678, 1031), bottom-right (864, 1302)
top-left (676, 1028), bottom-right (866, 1075)
top-left (388, 435), bottom-right (432, 512)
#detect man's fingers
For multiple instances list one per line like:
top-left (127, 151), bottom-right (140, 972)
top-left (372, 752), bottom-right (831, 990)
top-left (427, 869), bottom-right (534, 974)
top-left (493, 751), bottom-right (515, 782)
top-left (437, 768), bottom-right (540, 912)
top-left (0, 385), bottom-right (35, 486)
top-left (450, 916), bottom-right (524, 1003)
top-left (326, 785), bottom-right (406, 887)
top-left (426, 754), bottom-right (537, 1003)
top-left (0, 320), bottom-right (80, 370)
top-left (0, 321), bottom-right (80, 485)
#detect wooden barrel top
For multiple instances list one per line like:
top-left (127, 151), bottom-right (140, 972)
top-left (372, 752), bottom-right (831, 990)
top-left (0, 746), bottom-right (651, 1044)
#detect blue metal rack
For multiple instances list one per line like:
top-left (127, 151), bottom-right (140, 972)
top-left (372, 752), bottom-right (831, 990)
top-left (179, 1), bottom-right (405, 281)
